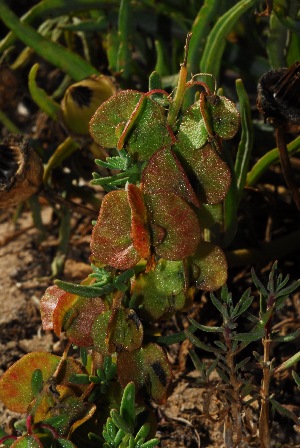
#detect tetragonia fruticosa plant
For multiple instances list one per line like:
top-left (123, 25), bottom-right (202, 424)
top-left (0, 37), bottom-right (240, 446)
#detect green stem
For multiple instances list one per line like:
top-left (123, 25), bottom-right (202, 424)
top-left (0, 109), bottom-right (21, 133)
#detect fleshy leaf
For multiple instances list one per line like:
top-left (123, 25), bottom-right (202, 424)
top-left (130, 259), bottom-right (187, 320)
top-left (142, 147), bottom-right (200, 207)
top-left (64, 297), bottom-right (107, 347)
top-left (117, 343), bottom-right (172, 404)
top-left (40, 285), bottom-right (66, 331)
top-left (90, 190), bottom-right (140, 270)
top-left (107, 308), bottom-right (143, 353)
top-left (92, 310), bottom-right (112, 355)
top-left (0, 352), bottom-right (60, 413)
top-left (145, 192), bottom-right (201, 260)
top-left (11, 435), bottom-right (43, 448)
top-left (174, 142), bottom-right (231, 204)
top-left (206, 95), bottom-right (240, 140)
top-left (89, 90), bottom-right (172, 160)
top-left (175, 102), bottom-right (208, 150)
top-left (190, 242), bottom-right (227, 291)
top-left (127, 184), bottom-right (151, 259)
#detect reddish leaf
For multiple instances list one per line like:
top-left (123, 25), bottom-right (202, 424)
top-left (40, 285), bottom-right (66, 331)
top-left (127, 184), bottom-right (151, 259)
top-left (174, 142), bottom-right (231, 204)
top-left (145, 192), bottom-right (201, 260)
top-left (142, 147), bottom-right (200, 207)
top-left (117, 343), bottom-right (172, 404)
top-left (64, 297), bottom-right (106, 347)
top-left (190, 242), bottom-right (227, 291)
top-left (90, 190), bottom-right (140, 270)
top-left (0, 352), bottom-right (60, 413)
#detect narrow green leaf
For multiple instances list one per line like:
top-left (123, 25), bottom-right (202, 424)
top-left (134, 423), bottom-right (150, 442)
top-left (231, 292), bottom-right (254, 319)
top-left (185, 330), bottom-right (221, 355)
top-left (216, 367), bottom-right (230, 384)
top-left (292, 371), bottom-right (300, 388)
top-left (234, 79), bottom-right (254, 203)
top-left (200, 0), bottom-right (259, 89)
top-left (246, 135), bottom-right (300, 187)
top-left (271, 329), bottom-right (300, 343)
top-left (188, 317), bottom-right (223, 333)
top-left (251, 267), bottom-right (268, 297)
top-left (110, 409), bottom-right (132, 434)
top-left (31, 369), bottom-right (43, 397)
top-left (270, 398), bottom-right (300, 423)
top-left (28, 63), bottom-right (60, 120)
top-left (188, 349), bottom-right (205, 373)
top-left (0, 1), bottom-right (98, 81)
top-left (54, 279), bottom-right (114, 297)
top-left (275, 350), bottom-right (300, 372)
top-left (120, 382), bottom-right (136, 432)
top-left (234, 356), bottom-right (251, 372)
top-left (210, 292), bottom-right (225, 314)
top-left (141, 439), bottom-right (160, 448)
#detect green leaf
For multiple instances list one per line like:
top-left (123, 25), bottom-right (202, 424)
top-left (231, 289), bottom-right (254, 319)
top-left (54, 280), bottom-right (113, 298)
top-left (270, 398), bottom-right (300, 423)
top-left (276, 350), bottom-right (300, 372)
top-left (110, 409), bottom-right (132, 434)
top-left (200, 0), bottom-right (260, 88)
top-left (234, 78), bottom-right (254, 203)
top-left (117, 343), bottom-right (172, 404)
top-left (210, 292), bottom-right (225, 315)
top-left (90, 90), bottom-right (172, 160)
top-left (31, 369), bottom-right (43, 397)
top-left (0, 1), bottom-right (98, 81)
top-left (185, 330), bottom-right (222, 355)
top-left (292, 370), bottom-right (300, 388)
top-left (190, 242), bottom-right (228, 291)
top-left (188, 317), bottom-right (223, 333)
top-left (205, 95), bottom-right (240, 140)
top-left (271, 329), bottom-right (300, 343)
top-left (120, 382), bottom-right (136, 432)
top-left (10, 435), bottom-right (43, 447)
top-left (130, 259), bottom-right (187, 321)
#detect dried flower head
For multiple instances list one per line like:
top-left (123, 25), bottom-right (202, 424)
top-left (257, 61), bottom-right (300, 131)
top-left (0, 135), bottom-right (43, 208)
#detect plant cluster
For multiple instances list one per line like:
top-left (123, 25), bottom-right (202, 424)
top-left (0, 0), bottom-right (300, 447)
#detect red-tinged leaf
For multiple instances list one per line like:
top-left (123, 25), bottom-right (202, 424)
top-left (142, 147), bottom-right (200, 207)
top-left (11, 435), bottom-right (43, 448)
top-left (107, 308), bottom-right (143, 353)
top-left (117, 343), bottom-right (172, 404)
top-left (130, 259), bottom-right (187, 320)
top-left (90, 190), bottom-right (140, 270)
top-left (127, 184), bottom-right (151, 259)
top-left (64, 297), bottom-right (107, 347)
top-left (89, 90), bottom-right (172, 160)
top-left (190, 242), bottom-right (227, 291)
top-left (145, 192), bottom-right (201, 260)
top-left (174, 142), bottom-right (231, 204)
top-left (52, 291), bottom-right (78, 337)
top-left (40, 285), bottom-right (66, 331)
top-left (0, 352), bottom-right (60, 413)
